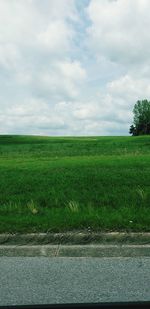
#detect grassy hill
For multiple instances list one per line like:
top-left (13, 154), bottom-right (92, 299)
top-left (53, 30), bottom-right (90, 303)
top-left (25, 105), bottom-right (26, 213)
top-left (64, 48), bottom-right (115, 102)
top-left (0, 134), bottom-right (150, 233)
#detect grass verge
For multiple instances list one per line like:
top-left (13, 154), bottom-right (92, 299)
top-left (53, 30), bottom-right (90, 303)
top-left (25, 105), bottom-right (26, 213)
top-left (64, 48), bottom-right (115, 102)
top-left (0, 135), bottom-right (150, 233)
top-left (0, 201), bottom-right (149, 233)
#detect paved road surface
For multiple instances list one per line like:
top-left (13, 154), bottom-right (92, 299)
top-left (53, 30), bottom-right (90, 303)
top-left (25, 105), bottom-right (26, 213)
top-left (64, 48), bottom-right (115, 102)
top-left (0, 257), bottom-right (150, 306)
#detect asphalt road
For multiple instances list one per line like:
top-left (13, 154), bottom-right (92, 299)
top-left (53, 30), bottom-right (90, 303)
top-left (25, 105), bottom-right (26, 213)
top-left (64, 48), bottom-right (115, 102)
top-left (0, 257), bottom-right (150, 306)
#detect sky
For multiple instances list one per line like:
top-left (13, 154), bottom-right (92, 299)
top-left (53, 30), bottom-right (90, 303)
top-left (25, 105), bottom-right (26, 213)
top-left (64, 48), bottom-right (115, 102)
top-left (0, 0), bottom-right (150, 136)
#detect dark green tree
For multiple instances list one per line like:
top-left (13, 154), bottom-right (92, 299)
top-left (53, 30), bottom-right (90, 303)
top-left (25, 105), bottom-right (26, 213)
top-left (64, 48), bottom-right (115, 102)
top-left (129, 124), bottom-right (136, 136)
top-left (129, 99), bottom-right (150, 135)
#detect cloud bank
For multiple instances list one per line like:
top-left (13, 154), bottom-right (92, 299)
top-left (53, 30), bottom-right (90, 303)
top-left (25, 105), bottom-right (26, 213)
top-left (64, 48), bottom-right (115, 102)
top-left (0, 0), bottom-right (150, 136)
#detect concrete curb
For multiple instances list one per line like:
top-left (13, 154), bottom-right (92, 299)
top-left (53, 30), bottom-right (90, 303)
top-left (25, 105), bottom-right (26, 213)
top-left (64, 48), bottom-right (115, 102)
top-left (0, 244), bottom-right (150, 257)
top-left (0, 232), bottom-right (150, 257)
top-left (0, 232), bottom-right (150, 245)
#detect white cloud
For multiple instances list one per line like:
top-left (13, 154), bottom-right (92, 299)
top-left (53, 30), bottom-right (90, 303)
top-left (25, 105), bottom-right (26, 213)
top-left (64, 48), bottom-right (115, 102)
top-left (37, 20), bottom-right (74, 54)
top-left (107, 75), bottom-right (150, 105)
top-left (0, 44), bottom-right (21, 70)
top-left (30, 60), bottom-right (86, 99)
top-left (57, 60), bottom-right (86, 81)
top-left (87, 0), bottom-right (150, 67)
top-left (0, 0), bottom-right (76, 69)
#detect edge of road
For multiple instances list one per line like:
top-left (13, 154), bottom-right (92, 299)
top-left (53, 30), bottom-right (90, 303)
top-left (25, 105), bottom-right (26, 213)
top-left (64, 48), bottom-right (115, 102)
top-left (0, 232), bottom-right (150, 257)
top-left (0, 231), bottom-right (150, 245)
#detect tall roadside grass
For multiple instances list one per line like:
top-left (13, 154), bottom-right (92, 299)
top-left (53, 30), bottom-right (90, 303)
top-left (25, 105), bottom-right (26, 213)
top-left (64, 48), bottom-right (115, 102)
top-left (0, 199), bottom-right (149, 233)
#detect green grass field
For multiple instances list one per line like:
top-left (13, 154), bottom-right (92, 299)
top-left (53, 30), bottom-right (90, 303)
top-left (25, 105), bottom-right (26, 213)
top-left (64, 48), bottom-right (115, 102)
top-left (0, 134), bottom-right (150, 233)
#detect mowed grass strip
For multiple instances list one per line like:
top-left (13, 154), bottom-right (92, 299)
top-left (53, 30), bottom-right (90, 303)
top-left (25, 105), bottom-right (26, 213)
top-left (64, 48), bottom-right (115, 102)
top-left (0, 135), bottom-right (150, 232)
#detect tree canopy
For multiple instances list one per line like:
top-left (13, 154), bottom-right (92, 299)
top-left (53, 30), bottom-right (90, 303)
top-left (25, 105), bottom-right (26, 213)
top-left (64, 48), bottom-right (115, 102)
top-left (129, 99), bottom-right (150, 136)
